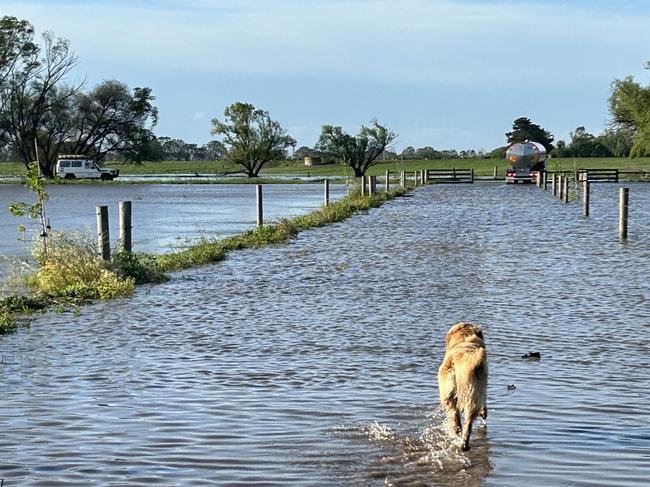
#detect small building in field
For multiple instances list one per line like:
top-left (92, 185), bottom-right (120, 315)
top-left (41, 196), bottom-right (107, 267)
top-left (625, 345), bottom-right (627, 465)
top-left (304, 156), bottom-right (322, 166)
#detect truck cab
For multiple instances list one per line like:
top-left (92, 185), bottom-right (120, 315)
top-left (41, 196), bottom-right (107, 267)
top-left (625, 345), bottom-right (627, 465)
top-left (56, 155), bottom-right (119, 181)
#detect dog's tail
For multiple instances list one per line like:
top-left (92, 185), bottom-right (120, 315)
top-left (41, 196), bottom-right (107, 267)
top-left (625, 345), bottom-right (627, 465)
top-left (455, 347), bottom-right (488, 417)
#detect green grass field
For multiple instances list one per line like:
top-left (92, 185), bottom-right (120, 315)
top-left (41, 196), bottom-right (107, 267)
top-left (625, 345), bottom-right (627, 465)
top-left (1, 157), bottom-right (649, 179)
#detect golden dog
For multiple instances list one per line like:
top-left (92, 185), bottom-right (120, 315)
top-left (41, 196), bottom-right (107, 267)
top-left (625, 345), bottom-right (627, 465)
top-left (437, 322), bottom-right (488, 451)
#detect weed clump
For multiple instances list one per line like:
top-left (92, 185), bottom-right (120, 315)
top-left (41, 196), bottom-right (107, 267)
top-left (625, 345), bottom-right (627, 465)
top-left (31, 231), bottom-right (134, 299)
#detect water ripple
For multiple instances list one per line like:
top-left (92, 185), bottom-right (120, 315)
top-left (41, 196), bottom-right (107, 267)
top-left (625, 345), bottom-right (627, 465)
top-left (1, 183), bottom-right (649, 485)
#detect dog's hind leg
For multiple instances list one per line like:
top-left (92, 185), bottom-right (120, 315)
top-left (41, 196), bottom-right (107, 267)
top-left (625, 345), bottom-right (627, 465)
top-left (461, 411), bottom-right (477, 451)
top-left (447, 408), bottom-right (461, 435)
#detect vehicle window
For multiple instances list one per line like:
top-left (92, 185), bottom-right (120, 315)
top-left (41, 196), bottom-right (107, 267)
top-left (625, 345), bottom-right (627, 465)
top-left (60, 161), bottom-right (70, 167)
top-left (84, 162), bottom-right (92, 168)
top-left (72, 161), bottom-right (82, 168)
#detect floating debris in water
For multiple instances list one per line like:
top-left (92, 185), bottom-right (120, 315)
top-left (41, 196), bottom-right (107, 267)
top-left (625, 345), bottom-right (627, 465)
top-left (522, 351), bottom-right (541, 360)
top-left (507, 384), bottom-right (517, 391)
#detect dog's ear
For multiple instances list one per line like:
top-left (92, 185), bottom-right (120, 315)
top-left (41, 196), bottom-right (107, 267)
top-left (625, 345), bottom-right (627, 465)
top-left (474, 326), bottom-right (484, 339)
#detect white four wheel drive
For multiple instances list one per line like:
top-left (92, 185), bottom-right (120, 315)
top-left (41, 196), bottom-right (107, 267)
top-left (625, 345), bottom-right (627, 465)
top-left (55, 155), bottom-right (119, 181)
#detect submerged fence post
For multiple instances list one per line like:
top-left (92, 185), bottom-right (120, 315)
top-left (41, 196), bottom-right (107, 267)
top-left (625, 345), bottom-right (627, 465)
top-left (493, 166), bottom-right (498, 180)
top-left (119, 200), bottom-right (132, 252)
top-left (96, 205), bottom-right (110, 261)
top-left (256, 184), bottom-right (263, 227)
top-left (400, 170), bottom-right (405, 188)
top-left (563, 176), bottom-right (569, 203)
top-left (582, 179), bottom-right (590, 217)
top-left (558, 175), bottom-right (564, 200)
top-left (360, 176), bottom-right (367, 195)
top-left (543, 171), bottom-right (548, 190)
top-left (324, 179), bottom-right (330, 207)
top-left (619, 187), bottom-right (629, 240)
top-left (470, 168), bottom-right (474, 184)
top-left (369, 176), bottom-right (376, 196)
top-left (385, 170), bottom-right (390, 192)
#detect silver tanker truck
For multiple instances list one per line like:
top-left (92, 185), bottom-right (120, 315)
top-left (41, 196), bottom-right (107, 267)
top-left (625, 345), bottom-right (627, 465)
top-left (505, 141), bottom-right (547, 184)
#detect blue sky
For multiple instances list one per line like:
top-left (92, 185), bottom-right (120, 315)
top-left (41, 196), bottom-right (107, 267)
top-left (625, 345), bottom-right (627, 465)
top-left (3, 0), bottom-right (650, 152)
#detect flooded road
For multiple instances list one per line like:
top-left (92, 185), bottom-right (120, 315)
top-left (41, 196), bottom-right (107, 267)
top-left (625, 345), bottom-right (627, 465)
top-left (1, 183), bottom-right (649, 485)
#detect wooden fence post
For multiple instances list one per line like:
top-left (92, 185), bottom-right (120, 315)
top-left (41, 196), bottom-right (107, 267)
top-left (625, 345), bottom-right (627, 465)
top-left (470, 168), bottom-right (474, 184)
top-left (414, 171), bottom-right (419, 187)
top-left (493, 166), bottom-right (498, 180)
top-left (558, 175), bottom-right (564, 200)
top-left (400, 170), bottom-right (405, 188)
top-left (256, 184), bottom-right (263, 227)
top-left (563, 176), bottom-right (569, 203)
top-left (324, 179), bottom-right (329, 207)
top-left (543, 171), bottom-right (548, 190)
top-left (385, 170), bottom-right (390, 192)
top-left (96, 205), bottom-right (110, 260)
top-left (369, 176), bottom-right (376, 195)
top-left (119, 201), bottom-right (132, 252)
top-left (582, 179), bottom-right (589, 217)
top-left (361, 176), bottom-right (367, 195)
top-left (619, 187), bottom-right (629, 240)
top-left (552, 174), bottom-right (557, 196)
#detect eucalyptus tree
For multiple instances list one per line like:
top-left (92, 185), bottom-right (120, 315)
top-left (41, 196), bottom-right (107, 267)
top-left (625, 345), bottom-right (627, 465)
top-left (506, 117), bottom-right (555, 152)
top-left (0, 16), bottom-right (39, 107)
top-left (609, 62), bottom-right (650, 157)
top-left (316, 119), bottom-right (397, 177)
top-left (211, 102), bottom-right (296, 177)
top-left (0, 27), bottom-right (80, 176)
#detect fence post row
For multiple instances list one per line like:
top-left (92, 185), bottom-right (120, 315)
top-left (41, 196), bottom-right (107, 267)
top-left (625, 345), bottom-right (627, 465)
top-left (119, 200), bottom-right (132, 253)
top-left (96, 205), bottom-right (110, 261)
top-left (256, 184), bottom-right (263, 227)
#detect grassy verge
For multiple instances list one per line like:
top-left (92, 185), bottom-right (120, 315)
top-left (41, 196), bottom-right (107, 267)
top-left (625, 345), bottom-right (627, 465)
top-left (0, 187), bottom-right (408, 334)
top-left (2, 157), bottom-right (650, 180)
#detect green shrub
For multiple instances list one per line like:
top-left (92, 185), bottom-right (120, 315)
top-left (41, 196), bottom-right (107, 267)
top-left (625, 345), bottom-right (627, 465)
top-left (111, 251), bottom-right (168, 284)
top-left (95, 270), bottom-right (135, 299)
top-left (29, 230), bottom-right (135, 299)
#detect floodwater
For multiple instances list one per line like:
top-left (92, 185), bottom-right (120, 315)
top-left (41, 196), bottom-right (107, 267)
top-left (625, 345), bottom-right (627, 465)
top-left (1, 183), bottom-right (649, 486)
top-left (0, 183), bottom-right (347, 287)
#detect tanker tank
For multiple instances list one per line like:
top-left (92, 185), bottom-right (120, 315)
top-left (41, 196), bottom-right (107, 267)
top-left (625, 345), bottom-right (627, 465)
top-left (505, 141), bottom-right (547, 184)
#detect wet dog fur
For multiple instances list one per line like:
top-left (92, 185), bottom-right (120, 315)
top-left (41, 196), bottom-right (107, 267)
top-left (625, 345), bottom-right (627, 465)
top-left (437, 322), bottom-right (488, 451)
